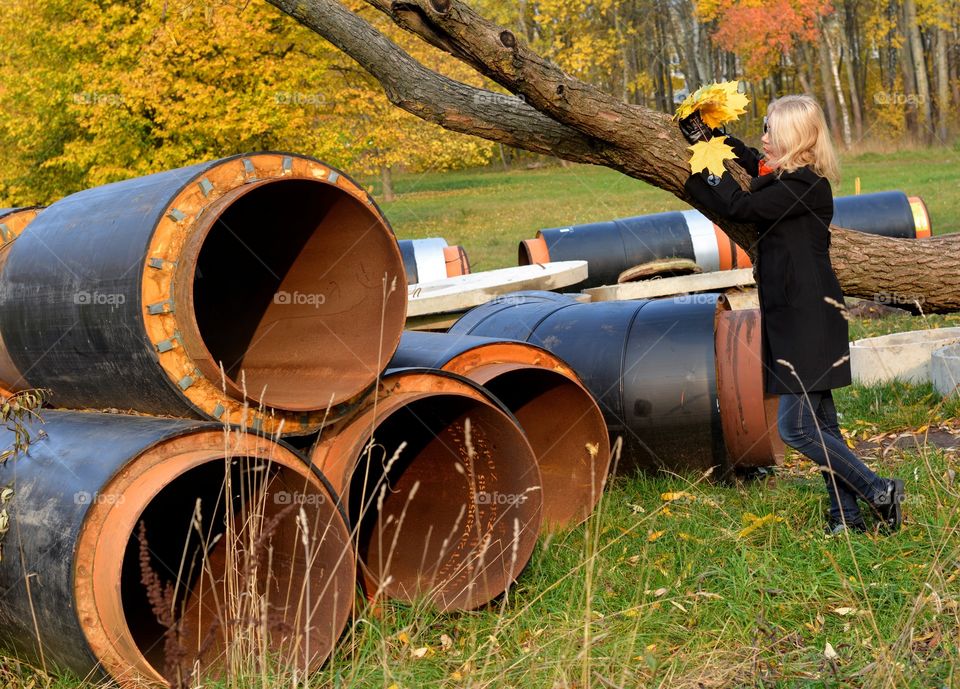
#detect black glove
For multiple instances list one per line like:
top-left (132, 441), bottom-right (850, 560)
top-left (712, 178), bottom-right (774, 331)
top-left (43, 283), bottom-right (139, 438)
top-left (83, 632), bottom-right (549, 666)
top-left (679, 112), bottom-right (729, 145)
top-left (679, 111), bottom-right (713, 145)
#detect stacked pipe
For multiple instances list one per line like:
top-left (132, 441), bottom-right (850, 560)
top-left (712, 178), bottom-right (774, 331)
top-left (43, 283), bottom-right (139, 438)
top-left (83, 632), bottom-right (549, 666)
top-left (449, 291), bottom-right (784, 474)
top-left (387, 331), bottom-right (612, 529)
top-left (519, 191), bottom-right (932, 289)
top-left (0, 411), bottom-right (355, 685)
top-left (399, 237), bottom-right (471, 284)
top-left (0, 154), bottom-right (611, 685)
top-left (0, 153), bottom-right (407, 434)
top-left (310, 369), bottom-right (544, 609)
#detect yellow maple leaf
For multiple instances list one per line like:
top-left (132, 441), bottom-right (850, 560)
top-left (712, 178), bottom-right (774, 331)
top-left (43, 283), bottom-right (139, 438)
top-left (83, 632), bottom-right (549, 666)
top-left (688, 137), bottom-right (736, 177)
top-left (674, 80), bottom-right (748, 128)
top-left (736, 512), bottom-right (784, 539)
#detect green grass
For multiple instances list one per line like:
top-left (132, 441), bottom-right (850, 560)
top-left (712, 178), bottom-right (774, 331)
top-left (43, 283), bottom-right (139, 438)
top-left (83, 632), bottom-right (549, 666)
top-left (370, 147), bottom-right (960, 271)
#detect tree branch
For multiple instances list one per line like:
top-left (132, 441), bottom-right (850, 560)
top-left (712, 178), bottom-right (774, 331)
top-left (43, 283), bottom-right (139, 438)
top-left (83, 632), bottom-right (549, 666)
top-left (265, 0), bottom-right (614, 165)
top-left (365, 0), bottom-right (657, 150)
top-left (266, 0), bottom-right (960, 313)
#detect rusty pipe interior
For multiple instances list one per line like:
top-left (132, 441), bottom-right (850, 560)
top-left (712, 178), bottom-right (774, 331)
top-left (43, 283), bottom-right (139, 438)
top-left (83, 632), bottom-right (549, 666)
top-left (312, 371), bottom-right (543, 611)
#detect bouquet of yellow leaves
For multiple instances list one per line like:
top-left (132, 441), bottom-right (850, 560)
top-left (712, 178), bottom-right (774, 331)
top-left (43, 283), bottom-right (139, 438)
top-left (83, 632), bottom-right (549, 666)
top-left (674, 80), bottom-right (749, 177)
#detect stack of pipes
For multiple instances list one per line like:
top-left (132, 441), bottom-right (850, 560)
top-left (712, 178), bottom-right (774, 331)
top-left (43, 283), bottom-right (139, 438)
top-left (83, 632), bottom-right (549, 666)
top-left (2, 156), bottom-right (909, 685)
top-left (0, 155), bottom-right (608, 687)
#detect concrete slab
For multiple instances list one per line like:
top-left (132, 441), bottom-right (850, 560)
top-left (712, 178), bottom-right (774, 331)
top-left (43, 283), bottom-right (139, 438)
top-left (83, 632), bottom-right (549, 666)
top-left (850, 327), bottom-right (960, 386)
top-left (406, 261), bottom-right (587, 317)
top-left (932, 343), bottom-right (960, 397)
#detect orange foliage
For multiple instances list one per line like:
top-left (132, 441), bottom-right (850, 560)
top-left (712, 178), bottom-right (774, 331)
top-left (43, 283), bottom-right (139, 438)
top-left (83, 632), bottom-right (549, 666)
top-left (699, 0), bottom-right (832, 76)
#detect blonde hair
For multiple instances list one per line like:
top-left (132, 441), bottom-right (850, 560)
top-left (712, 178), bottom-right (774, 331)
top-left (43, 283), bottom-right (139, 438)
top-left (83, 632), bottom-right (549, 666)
top-left (766, 95), bottom-right (840, 184)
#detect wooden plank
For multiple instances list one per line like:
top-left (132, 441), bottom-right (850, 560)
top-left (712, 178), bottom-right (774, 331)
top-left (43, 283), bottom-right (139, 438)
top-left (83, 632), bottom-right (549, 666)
top-left (406, 261), bottom-right (588, 317)
top-left (724, 288), bottom-right (760, 310)
top-left (585, 268), bottom-right (755, 302)
top-left (404, 312), bottom-right (464, 331)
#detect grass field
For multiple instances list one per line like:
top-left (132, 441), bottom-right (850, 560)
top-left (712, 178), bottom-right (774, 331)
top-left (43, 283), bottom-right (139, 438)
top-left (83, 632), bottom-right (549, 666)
top-left (5, 148), bottom-right (960, 688)
top-left (374, 146), bottom-right (960, 271)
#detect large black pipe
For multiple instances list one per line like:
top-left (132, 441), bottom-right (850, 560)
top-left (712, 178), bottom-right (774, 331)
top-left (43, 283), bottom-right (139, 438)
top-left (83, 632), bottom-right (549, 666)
top-left (0, 153), bottom-right (406, 435)
top-left (449, 292), bottom-right (727, 473)
top-left (831, 191), bottom-right (928, 238)
top-left (529, 211), bottom-right (704, 289)
top-left (522, 191), bottom-right (930, 289)
top-left (0, 410), bottom-right (354, 687)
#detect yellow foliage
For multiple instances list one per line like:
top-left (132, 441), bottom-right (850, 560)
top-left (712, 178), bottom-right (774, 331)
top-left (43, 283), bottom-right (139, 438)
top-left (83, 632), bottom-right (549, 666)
top-left (0, 0), bottom-right (493, 205)
top-left (674, 80), bottom-right (749, 128)
top-left (661, 491), bottom-right (697, 502)
top-left (736, 512), bottom-right (784, 538)
top-left (687, 137), bottom-right (737, 176)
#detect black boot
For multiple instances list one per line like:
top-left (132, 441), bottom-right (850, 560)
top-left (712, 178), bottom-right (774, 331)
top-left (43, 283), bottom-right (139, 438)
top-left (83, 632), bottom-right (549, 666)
top-left (870, 478), bottom-right (905, 533)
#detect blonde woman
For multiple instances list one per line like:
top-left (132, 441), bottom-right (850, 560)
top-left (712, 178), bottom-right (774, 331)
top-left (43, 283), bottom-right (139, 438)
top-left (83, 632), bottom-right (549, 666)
top-left (681, 95), bottom-right (904, 535)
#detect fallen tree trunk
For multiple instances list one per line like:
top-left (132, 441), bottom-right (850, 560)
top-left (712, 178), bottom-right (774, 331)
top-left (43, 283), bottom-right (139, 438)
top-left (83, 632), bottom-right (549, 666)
top-left (266, 0), bottom-right (960, 313)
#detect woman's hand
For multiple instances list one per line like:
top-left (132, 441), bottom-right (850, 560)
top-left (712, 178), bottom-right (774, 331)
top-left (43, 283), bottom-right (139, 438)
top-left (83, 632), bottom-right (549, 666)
top-left (679, 113), bottom-right (729, 145)
top-left (678, 112), bottom-right (713, 144)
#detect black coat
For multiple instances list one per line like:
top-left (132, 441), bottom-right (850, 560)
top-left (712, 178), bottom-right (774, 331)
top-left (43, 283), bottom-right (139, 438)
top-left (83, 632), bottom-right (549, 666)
top-left (684, 137), bottom-right (852, 394)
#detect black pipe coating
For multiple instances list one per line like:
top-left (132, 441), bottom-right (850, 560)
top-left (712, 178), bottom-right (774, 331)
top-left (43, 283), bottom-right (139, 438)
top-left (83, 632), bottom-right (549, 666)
top-left (537, 213), bottom-right (696, 289)
top-left (831, 190), bottom-right (919, 238)
top-left (0, 412), bottom-right (216, 672)
top-left (449, 292), bottom-right (727, 473)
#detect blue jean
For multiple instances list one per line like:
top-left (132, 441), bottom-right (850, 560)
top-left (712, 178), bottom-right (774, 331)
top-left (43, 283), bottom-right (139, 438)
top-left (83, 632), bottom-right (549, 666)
top-left (777, 390), bottom-right (887, 525)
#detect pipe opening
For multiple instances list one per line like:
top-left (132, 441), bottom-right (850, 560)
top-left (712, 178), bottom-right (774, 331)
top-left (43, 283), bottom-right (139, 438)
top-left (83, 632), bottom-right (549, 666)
top-left (347, 396), bottom-right (541, 610)
top-left (480, 368), bottom-right (609, 528)
top-left (117, 457), bottom-right (349, 681)
top-left (190, 178), bottom-right (401, 411)
top-left (517, 237), bottom-right (549, 266)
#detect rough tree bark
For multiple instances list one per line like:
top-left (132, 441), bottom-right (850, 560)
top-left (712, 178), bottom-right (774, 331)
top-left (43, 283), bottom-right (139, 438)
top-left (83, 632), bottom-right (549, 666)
top-left (265, 0), bottom-right (960, 313)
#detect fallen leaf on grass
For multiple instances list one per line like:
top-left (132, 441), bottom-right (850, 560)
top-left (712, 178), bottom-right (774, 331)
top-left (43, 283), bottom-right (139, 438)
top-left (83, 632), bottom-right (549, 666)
top-left (661, 491), bottom-right (696, 502)
top-left (647, 529), bottom-right (667, 542)
top-left (824, 641), bottom-right (838, 660)
top-left (410, 646), bottom-right (433, 659)
top-left (736, 512), bottom-right (784, 539)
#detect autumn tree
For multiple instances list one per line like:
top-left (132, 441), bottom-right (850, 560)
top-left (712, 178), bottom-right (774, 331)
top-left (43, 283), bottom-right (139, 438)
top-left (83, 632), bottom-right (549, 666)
top-left (0, 0), bottom-right (493, 205)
